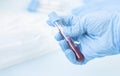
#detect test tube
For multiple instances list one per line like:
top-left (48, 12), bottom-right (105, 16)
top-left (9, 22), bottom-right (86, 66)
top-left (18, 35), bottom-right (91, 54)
top-left (55, 22), bottom-right (84, 61)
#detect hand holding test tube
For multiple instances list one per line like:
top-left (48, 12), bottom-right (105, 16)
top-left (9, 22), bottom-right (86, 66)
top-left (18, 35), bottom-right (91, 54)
top-left (48, 8), bottom-right (120, 65)
top-left (47, 12), bottom-right (84, 62)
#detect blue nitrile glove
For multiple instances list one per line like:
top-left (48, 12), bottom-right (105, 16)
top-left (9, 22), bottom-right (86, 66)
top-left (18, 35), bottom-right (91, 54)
top-left (72, 0), bottom-right (120, 16)
top-left (47, 11), bottom-right (120, 65)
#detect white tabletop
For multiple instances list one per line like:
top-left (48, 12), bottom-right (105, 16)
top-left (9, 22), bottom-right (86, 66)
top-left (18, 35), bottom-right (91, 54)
top-left (0, 51), bottom-right (120, 76)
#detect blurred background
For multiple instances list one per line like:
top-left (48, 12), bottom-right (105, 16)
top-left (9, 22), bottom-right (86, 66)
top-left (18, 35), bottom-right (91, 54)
top-left (0, 0), bottom-right (120, 76)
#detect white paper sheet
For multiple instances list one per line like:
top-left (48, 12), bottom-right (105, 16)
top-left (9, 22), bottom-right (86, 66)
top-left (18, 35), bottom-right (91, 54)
top-left (0, 0), bottom-right (83, 69)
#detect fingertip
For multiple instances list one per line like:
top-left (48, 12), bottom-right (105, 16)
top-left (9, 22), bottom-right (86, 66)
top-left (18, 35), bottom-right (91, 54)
top-left (48, 12), bottom-right (58, 18)
top-left (64, 49), bottom-right (78, 64)
top-left (47, 20), bottom-right (55, 27)
top-left (54, 32), bottom-right (63, 41)
top-left (59, 40), bottom-right (69, 52)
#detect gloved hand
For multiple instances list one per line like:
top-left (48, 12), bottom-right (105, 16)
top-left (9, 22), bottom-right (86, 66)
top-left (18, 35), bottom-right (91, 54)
top-left (47, 11), bottom-right (120, 65)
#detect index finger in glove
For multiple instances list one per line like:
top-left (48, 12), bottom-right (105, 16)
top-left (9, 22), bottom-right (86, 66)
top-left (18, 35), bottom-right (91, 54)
top-left (47, 12), bottom-right (62, 27)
